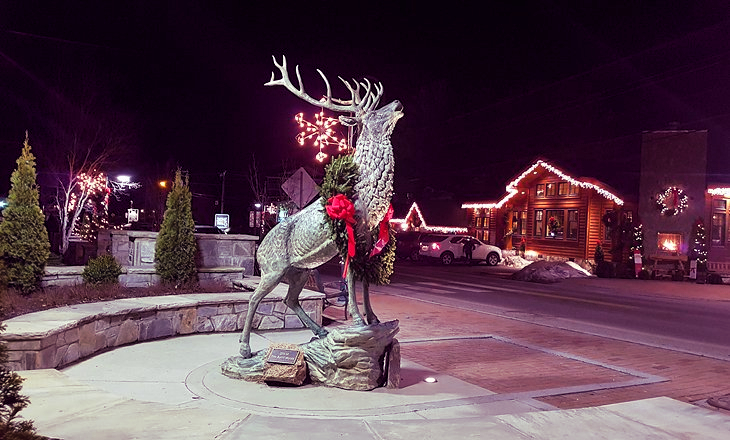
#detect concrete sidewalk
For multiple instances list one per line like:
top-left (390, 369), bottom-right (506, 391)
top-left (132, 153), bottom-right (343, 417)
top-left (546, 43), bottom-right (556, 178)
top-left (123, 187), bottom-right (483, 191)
top-left (15, 274), bottom-right (730, 439)
top-left (19, 331), bottom-right (730, 439)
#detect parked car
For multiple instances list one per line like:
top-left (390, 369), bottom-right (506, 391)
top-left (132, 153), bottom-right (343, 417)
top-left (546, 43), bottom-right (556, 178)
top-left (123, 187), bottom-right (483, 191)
top-left (419, 234), bottom-right (502, 266)
top-left (395, 231), bottom-right (423, 261)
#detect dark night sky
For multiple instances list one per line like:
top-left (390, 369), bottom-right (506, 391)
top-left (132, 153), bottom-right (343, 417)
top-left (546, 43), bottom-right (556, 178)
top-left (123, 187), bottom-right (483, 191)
top-left (2, 1), bottom-right (730, 226)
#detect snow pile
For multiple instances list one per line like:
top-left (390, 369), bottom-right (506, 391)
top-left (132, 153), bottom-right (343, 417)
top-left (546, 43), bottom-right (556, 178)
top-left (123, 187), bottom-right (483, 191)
top-left (511, 259), bottom-right (592, 283)
top-left (501, 253), bottom-right (533, 270)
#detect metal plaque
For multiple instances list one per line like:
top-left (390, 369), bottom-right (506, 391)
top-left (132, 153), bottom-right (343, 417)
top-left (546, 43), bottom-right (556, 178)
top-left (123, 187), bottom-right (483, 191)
top-left (266, 348), bottom-right (301, 365)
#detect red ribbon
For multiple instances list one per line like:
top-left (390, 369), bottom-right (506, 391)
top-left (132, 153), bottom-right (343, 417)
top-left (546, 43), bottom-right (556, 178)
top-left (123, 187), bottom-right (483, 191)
top-left (370, 204), bottom-right (393, 257)
top-left (326, 194), bottom-right (356, 277)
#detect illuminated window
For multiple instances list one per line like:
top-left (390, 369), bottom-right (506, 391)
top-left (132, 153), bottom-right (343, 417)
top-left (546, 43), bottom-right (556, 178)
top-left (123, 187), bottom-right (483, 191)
top-left (534, 210), bottom-right (544, 237)
top-left (712, 199), bottom-right (729, 246)
top-left (545, 209), bottom-right (564, 239)
top-left (712, 213), bottom-right (726, 246)
top-left (570, 183), bottom-right (579, 195)
top-left (536, 184), bottom-right (545, 198)
top-left (546, 183), bottom-right (557, 197)
top-left (567, 210), bottom-right (578, 239)
top-left (558, 182), bottom-right (569, 196)
top-left (475, 217), bottom-right (482, 227)
top-left (520, 211), bottom-right (528, 235)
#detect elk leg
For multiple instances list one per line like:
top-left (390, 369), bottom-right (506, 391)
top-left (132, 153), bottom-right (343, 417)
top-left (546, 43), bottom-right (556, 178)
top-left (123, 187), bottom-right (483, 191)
top-left (345, 267), bottom-right (366, 326)
top-left (239, 271), bottom-right (282, 358)
top-left (362, 279), bottom-right (380, 325)
top-left (284, 269), bottom-right (329, 338)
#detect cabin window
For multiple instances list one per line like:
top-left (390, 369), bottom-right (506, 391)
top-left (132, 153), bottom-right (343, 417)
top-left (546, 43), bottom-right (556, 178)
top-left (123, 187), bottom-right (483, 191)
top-left (520, 211), bottom-right (528, 235)
top-left (536, 184), bottom-right (545, 198)
top-left (569, 183), bottom-right (580, 195)
top-left (534, 210), bottom-right (544, 237)
top-left (567, 210), bottom-right (579, 239)
top-left (545, 209), bottom-right (564, 239)
top-left (546, 183), bottom-right (557, 197)
top-left (558, 182), bottom-right (570, 196)
top-left (475, 217), bottom-right (482, 227)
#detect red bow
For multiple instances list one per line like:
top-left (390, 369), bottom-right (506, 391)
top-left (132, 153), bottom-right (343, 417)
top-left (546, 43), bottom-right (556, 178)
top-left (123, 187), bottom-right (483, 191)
top-left (370, 204), bottom-right (393, 257)
top-left (326, 194), bottom-right (356, 276)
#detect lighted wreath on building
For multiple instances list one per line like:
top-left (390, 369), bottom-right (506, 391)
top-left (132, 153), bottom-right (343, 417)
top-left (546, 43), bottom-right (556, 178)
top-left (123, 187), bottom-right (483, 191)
top-left (656, 187), bottom-right (688, 216)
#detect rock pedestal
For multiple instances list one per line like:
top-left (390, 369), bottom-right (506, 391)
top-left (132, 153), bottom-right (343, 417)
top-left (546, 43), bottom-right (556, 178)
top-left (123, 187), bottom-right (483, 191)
top-left (261, 343), bottom-right (307, 385)
top-left (221, 320), bottom-right (400, 391)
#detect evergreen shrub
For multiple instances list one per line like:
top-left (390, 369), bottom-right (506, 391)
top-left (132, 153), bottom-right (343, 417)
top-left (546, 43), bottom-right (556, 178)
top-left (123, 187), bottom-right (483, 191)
top-left (0, 323), bottom-right (46, 439)
top-left (0, 134), bottom-right (50, 295)
top-left (82, 255), bottom-right (122, 285)
top-left (155, 169), bottom-right (197, 287)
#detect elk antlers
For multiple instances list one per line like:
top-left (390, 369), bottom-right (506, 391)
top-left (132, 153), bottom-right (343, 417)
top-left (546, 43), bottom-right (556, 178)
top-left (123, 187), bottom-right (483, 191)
top-left (265, 55), bottom-right (383, 114)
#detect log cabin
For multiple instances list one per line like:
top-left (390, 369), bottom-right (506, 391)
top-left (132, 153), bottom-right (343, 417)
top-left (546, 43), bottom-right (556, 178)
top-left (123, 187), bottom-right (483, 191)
top-left (462, 158), bottom-right (636, 264)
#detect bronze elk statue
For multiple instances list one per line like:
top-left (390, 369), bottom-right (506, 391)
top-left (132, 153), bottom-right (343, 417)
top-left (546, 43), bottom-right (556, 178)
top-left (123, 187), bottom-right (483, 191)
top-left (239, 56), bottom-right (403, 358)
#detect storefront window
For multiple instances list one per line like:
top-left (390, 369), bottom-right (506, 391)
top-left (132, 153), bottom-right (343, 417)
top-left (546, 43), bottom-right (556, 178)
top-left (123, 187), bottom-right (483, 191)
top-left (712, 213), bottom-right (726, 246)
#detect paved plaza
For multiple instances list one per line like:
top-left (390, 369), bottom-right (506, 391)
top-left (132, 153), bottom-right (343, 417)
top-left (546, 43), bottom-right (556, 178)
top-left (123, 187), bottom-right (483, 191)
top-left (16, 276), bottom-right (730, 439)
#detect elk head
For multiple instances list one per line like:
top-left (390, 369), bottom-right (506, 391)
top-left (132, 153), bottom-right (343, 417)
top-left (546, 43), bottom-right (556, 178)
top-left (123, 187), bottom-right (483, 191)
top-left (264, 55), bottom-right (403, 148)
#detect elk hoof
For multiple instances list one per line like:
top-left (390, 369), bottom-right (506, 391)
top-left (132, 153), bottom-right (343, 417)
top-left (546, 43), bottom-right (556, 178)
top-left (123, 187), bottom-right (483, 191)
top-left (239, 344), bottom-right (252, 359)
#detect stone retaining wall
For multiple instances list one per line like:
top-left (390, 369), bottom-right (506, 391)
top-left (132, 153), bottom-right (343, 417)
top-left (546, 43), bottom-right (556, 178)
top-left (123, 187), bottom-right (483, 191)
top-left (2, 284), bottom-right (323, 371)
top-left (42, 266), bottom-right (245, 289)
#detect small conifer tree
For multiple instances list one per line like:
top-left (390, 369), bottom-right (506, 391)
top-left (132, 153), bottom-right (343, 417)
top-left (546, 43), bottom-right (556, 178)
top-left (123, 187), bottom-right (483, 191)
top-left (155, 168), bottom-right (197, 287)
top-left (0, 133), bottom-right (50, 294)
top-left (690, 218), bottom-right (708, 272)
top-left (0, 323), bottom-right (46, 439)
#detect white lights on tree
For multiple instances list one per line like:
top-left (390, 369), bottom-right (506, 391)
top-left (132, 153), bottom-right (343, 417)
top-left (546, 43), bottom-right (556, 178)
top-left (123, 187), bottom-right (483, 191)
top-left (294, 110), bottom-right (348, 162)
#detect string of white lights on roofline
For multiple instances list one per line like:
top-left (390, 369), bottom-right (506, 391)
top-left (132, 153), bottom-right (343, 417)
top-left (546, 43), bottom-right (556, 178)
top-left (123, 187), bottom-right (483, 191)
top-left (461, 160), bottom-right (625, 210)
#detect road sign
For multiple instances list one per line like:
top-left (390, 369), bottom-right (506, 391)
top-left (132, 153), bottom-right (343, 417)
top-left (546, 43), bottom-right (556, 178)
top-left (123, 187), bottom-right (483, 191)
top-left (282, 167), bottom-right (318, 209)
top-left (215, 213), bottom-right (230, 233)
top-left (126, 208), bottom-right (139, 222)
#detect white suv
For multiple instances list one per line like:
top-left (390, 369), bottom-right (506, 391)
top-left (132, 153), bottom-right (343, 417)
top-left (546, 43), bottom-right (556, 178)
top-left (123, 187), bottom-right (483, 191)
top-left (419, 234), bottom-right (502, 266)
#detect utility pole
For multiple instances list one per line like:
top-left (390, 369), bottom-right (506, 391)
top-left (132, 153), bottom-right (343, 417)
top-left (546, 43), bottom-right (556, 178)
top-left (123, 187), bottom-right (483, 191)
top-left (220, 170), bottom-right (226, 214)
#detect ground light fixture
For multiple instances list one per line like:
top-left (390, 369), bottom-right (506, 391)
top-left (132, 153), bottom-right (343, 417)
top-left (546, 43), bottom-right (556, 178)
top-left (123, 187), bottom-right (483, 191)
top-left (424, 377), bottom-right (438, 383)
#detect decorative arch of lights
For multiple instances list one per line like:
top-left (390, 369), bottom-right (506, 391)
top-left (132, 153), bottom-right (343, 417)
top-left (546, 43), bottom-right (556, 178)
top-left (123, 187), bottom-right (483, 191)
top-left (461, 159), bottom-right (625, 210)
top-left (389, 202), bottom-right (468, 234)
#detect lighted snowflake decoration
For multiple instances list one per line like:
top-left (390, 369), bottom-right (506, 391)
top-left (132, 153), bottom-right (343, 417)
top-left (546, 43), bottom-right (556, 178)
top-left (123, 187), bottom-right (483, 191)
top-left (294, 111), bottom-right (348, 162)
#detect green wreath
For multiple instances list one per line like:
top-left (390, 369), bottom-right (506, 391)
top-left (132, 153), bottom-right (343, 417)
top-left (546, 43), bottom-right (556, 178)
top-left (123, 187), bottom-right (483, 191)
top-left (320, 155), bottom-right (395, 285)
